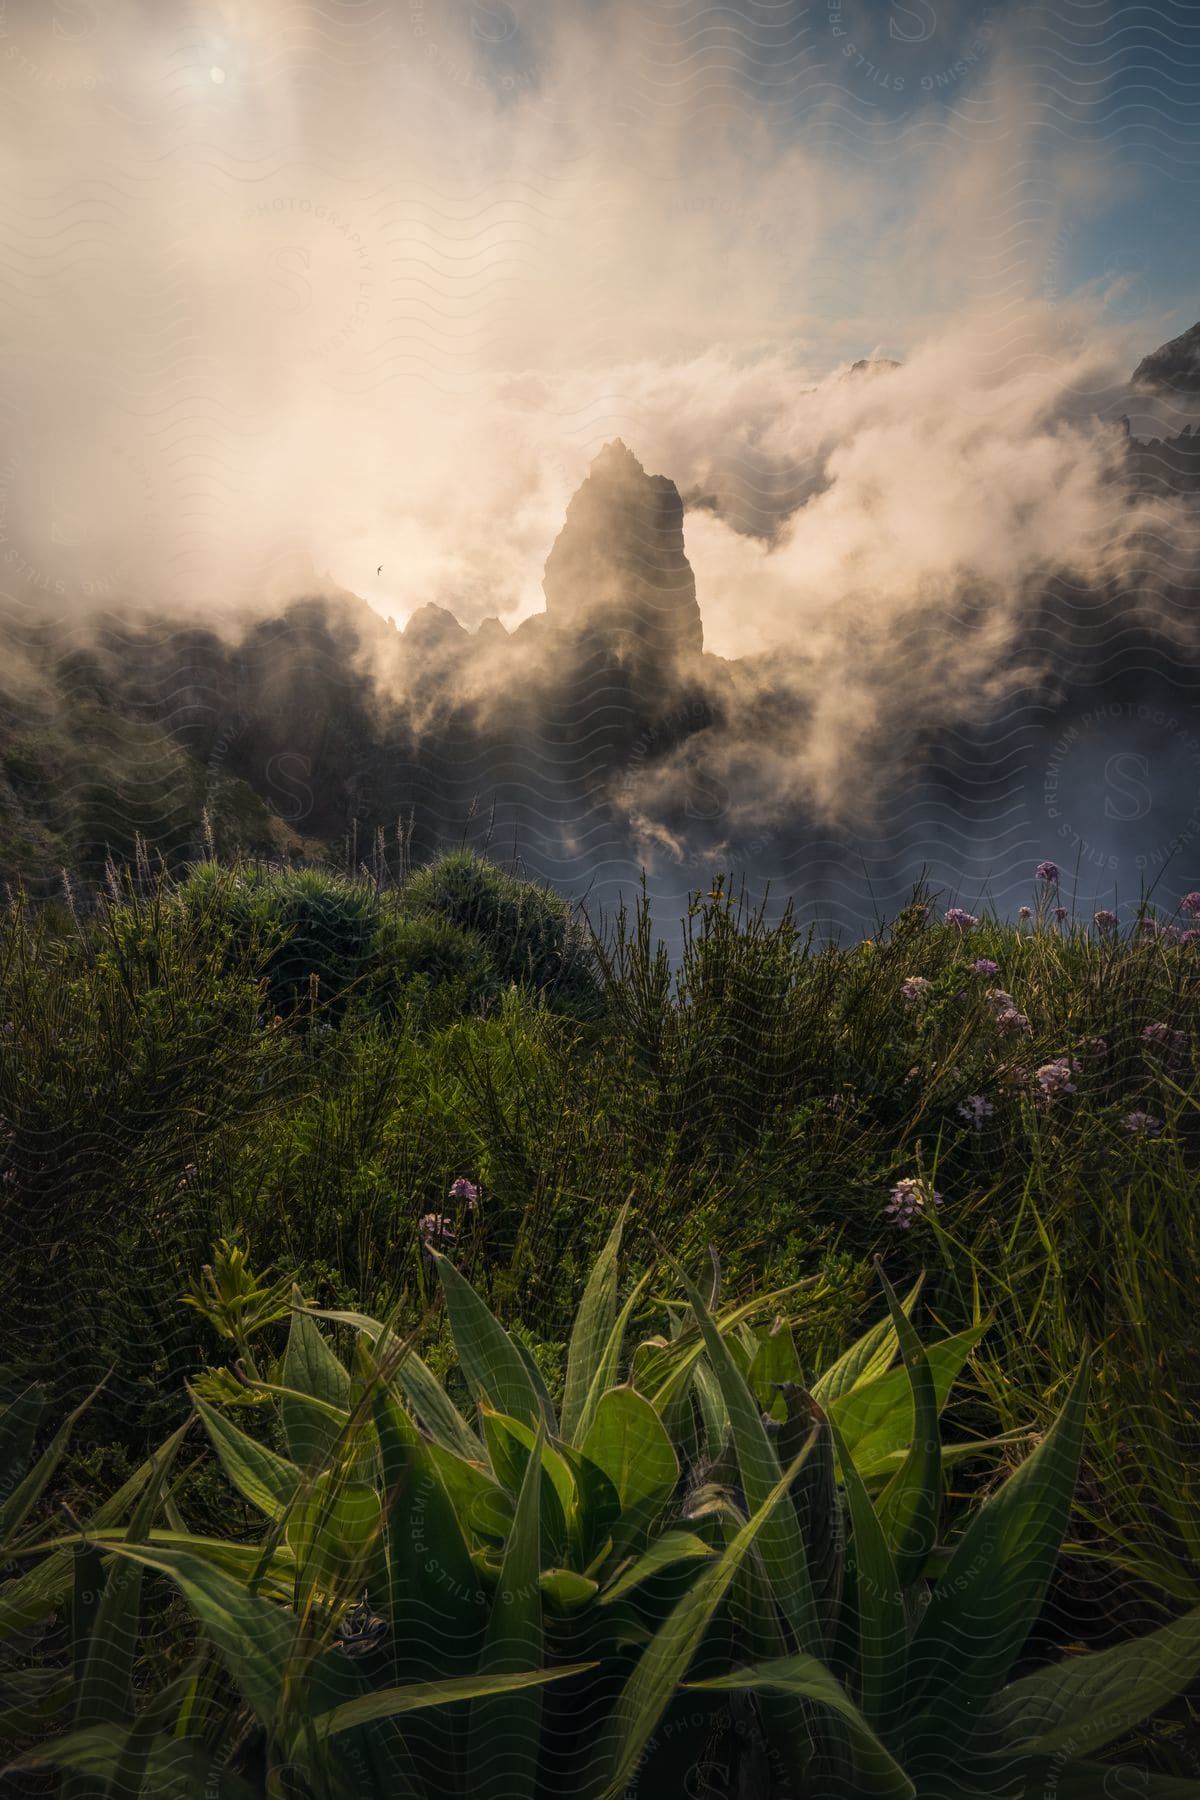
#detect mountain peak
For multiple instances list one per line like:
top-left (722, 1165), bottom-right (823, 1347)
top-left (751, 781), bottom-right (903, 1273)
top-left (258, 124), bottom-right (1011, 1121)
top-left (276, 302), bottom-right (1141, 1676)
top-left (1132, 321), bottom-right (1200, 395)
top-left (543, 442), bottom-right (703, 661)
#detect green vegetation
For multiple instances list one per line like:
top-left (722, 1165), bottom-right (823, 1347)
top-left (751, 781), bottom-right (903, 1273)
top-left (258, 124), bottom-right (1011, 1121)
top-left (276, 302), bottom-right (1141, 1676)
top-left (2, 853), bottom-right (1200, 1793)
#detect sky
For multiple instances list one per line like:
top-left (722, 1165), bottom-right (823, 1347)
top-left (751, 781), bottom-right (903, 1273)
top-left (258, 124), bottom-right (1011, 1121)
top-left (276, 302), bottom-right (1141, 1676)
top-left (1, 0), bottom-right (1199, 920)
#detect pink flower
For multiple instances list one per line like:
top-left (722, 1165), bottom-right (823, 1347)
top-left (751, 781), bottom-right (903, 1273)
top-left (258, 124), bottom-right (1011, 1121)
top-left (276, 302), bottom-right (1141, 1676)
top-left (1036, 1056), bottom-right (1078, 1099)
top-left (944, 908), bottom-right (978, 930)
top-left (1018, 906), bottom-right (1032, 921)
top-left (996, 1007), bottom-right (1030, 1033)
top-left (901, 975), bottom-right (931, 1003)
top-left (957, 1095), bottom-right (994, 1133)
top-left (1053, 906), bottom-right (1069, 923)
top-left (1141, 1022), bottom-right (1187, 1056)
top-left (1036, 861), bottom-right (1059, 882)
top-left (1121, 1111), bottom-right (1163, 1138)
top-left (973, 958), bottom-right (998, 976)
top-left (449, 1176), bottom-right (480, 1209)
top-left (885, 1177), bottom-right (943, 1228)
top-left (1182, 892), bottom-right (1200, 919)
top-left (418, 1213), bottom-right (456, 1246)
top-left (1093, 910), bottom-right (1117, 933)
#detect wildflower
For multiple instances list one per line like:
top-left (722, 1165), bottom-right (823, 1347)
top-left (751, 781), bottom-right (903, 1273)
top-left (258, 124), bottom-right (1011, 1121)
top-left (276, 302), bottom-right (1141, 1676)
top-left (996, 1007), bottom-right (1030, 1033)
top-left (944, 908), bottom-right (978, 929)
top-left (1121, 1111), bottom-right (1163, 1137)
top-left (1035, 1056), bottom-right (1079, 1099)
top-left (1093, 910), bottom-right (1117, 934)
top-left (1141, 1022), bottom-right (1187, 1056)
top-left (1053, 906), bottom-right (1069, 923)
top-left (1082, 1036), bottom-right (1107, 1058)
top-left (885, 1177), bottom-right (943, 1229)
top-left (448, 1176), bottom-right (480, 1209)
top-left (1183, 931), bottom-right (1200, 947)
top-left (973, 958), bottom-right (998, 976)
top-left (901, 975), bottom-right (931, 1003)
top-left (1035, 861), bottom-right (1059, 882)
top-left (418, 1213), bottom-right (456, 1246)
top-left (957, 1094), bottom-right (995, 1133)
top-left (986, 988), bottom-right (1015, 1011)
top-left (1182, 892), bottom-right (1200, 919)
top-left (1017, 906), bottom-right (1032, 921)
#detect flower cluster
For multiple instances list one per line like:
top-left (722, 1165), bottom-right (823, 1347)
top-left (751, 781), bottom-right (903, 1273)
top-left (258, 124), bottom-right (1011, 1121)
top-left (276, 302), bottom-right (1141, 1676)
top-left (1035, 861), bottom-right (1059, 882)
top-left (996, 1006), bottom-right (1030, 1034)
top-left (418, 1213), bottom-right (455, 1246)
top-left (972, 958), bottom-right (998, 976)
top-left (1141, 1023), bottom-right (1187, 1056)
top-left (1093, 910), bottom-right (1117, 934)
top-left (1035, 1056), bottom-right (1079, 1100)
top-left (1053, 906), bottom-right (1069, 924)
top-left (1017, 906), bottom-right (1032, 922)
top-left (944, 908), bottom-right (978, 930)
top-left (1121, 1111), bottom-right (1163, 1138)
top-left (1183, 892), bottom-right (1200, 919)
top-left (885, 1177), bottom-right (943, 1228)
top-left (901, 974), bottom-right (932, 1003)
top-left (957, 1094), bottom-right (995, 1133)
top-left (448, 1176), bottom-right (480, 1208)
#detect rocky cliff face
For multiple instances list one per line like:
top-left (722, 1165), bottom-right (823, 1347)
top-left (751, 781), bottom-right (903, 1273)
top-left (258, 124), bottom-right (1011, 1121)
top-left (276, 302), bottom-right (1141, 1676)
top-left (539, 439), bottom-right (704, 665)
top-left (1132, 320), bottom-right (1200, 396)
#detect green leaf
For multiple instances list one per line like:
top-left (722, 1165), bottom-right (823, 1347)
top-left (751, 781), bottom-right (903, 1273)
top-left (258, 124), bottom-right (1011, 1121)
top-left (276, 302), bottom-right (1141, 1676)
top-left (469, 1421), bottom-right (544, 1800)
top-left (286, 1473), bottom-right (382, 1606)
top-left (0, 1379), bottom-right (103, 1553)
top-left (311, 1665), bottom-right (596, 1740)
top-left (0, 1420), bottom-right (192, 1643)
top-left (827, 1412), bottom-right (905, 1733)
top-left (903, 1350), bottom-right (1091, 1774)
top-left (86, 1542), bottom-right (296, 1727)
top-left (811, 1276), bottom-right (925, 1408)
top-left (671, 1260), bottom-right (822, 1656)
top-left (748, 1323), bottom-right (803, 1419)
top-left (192, 1391), bottom-right (301, 1520)
top-left (598, 1532), bottom-right (717, 1605)
top-left (480, 1408), bottom-right (572, 1564)
top-left (828, 1324), bottom-right (988, 1479)
top-left (432, 1251), bottom-right (551, 1432)
top-left (560, 1205), bottom-right (627, 1445)
top-left (988, 1597), bottom-right (1200, 1760)
top-left (373, 1390), bottom-right (486, 1682)
top-left (582, 1386), bottom-right (677, 1555)
top-left (872, 1270), bottom-right (942, 1588)
top-left (685, 1655), bottom-right (915, 1799)
top-left (592, 1439), bottom-right (822, 1800)
top-left (280, 1306), bottom-right (352, 1468)
top-left (304, 1305), bottom-right (484, 1460)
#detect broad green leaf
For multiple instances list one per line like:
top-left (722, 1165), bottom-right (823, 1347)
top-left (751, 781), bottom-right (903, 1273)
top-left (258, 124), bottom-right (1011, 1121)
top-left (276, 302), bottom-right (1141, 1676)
top-left (432, 1251), bottom-right (550, 1432)
top-left (828, 1413), bottom-right (905, 1733)
top-left (304, 1304), bottom-right (483, 1460)
top-left (598, 1532), bottom-right (717, 1605)
top-left (574, 1268), bottom-right (654, 1451)
top-left (903, 1350), bottom-right (1091, 1772)
top-left (374, 1390), bottom-right (486, 1682)
top-left (286, 1472), bottom-right (382, 1605)
top-left (811, 1276), bottom-right (925, 1408)
top-left (86, 1542), bottom-right (296, 1726)
top-left (311, 1665), bottom-right (596, 1739)
top-left (192, 1391), bottom-right (301, 1520)
top-left (480, 1408), bottom-right (572, 1563)
top-left (672, 1261), bottom-right (822, 1656)
top-left (748, 1323), bottom-right (803, 1419)
top-left (872, 1271), bottom-right (941, 1587)
top-left (829, 1324), bottom-right (989, 1479)
top-left (582, 1386), bottom-right (677, 1554)
top-left (469, 1421), bottom-right (545, 1800)
top-left (987, 1597), bottom-right (1200, 1761)
top-left (539, 1567), bottom-right (598, 1613)
top-left (686, 1655), bottom-right (915, 1799)
top-left (560, 1442), bottom-right (621, 1571)
top-left (560, 1206), bottom-right (627, 1444)
top-left (280, 1307), bottom-right (353, 1468)
top-left (592, 1439), bottom-right (820, 1800)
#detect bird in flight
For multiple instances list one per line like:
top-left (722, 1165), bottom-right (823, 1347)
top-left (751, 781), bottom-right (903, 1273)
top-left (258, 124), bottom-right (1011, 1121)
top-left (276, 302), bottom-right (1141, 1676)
top-left (376, 564), bottom-right (383, 576)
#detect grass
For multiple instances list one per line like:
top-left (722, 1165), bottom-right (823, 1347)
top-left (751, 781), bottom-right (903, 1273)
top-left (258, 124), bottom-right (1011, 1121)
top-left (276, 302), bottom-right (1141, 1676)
top-left (2, 850), bottom-right (1200, 1785)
